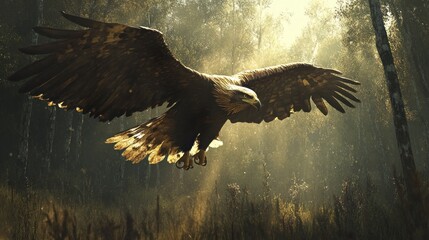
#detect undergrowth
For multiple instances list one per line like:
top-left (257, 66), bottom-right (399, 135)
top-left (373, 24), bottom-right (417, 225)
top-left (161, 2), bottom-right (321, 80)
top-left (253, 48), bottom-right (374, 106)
top-left (0, 176), bottom-right (427, 240)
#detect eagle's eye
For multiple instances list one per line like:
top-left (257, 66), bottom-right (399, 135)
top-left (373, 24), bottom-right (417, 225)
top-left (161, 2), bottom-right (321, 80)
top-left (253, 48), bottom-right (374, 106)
top-left (242, 93), bottom-right (250, 99)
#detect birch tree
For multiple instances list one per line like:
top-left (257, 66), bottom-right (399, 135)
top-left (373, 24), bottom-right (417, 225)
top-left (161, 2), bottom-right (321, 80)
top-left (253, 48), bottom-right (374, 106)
top-left (368, 0), bottom-right (427, 238)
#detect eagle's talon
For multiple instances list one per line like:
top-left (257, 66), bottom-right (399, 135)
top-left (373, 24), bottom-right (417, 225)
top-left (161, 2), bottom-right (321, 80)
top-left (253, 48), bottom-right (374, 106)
top-left (196, 157), bottom-right (207, 166)
top-left (175, 160), bottom-right (184, 169)
top-left (184, 164), bottom-right (193, 170)
top-left (193, 151), bottom-right (207, 166)
top-left (176, 152), bottom-right (191, 170)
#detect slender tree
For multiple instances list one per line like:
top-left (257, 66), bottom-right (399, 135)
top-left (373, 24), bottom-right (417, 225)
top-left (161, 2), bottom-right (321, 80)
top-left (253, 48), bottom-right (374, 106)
top-left (387, 0), bottom-right (429, 167)
top-left (63, 112), bottom-right (74, 168)
top-left (18, 0), bottom-right (45, 189)
top-left (44, 106), bottom-right (56, 175)
top-left (368, 0), bottom-right (427, 238)
top-left (391, 0), bottom-right (429, 98)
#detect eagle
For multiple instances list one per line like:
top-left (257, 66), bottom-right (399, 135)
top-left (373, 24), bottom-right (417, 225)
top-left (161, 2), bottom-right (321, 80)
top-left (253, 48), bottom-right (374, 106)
top-left (9, 12), bottom-right (360, 170)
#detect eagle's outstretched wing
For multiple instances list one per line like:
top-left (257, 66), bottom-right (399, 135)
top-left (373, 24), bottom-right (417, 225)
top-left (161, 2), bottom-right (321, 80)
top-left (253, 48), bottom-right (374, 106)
top-left (9, 12), bottom-right (202, 121)
top-left (229, 63), bottom-right (360, 123)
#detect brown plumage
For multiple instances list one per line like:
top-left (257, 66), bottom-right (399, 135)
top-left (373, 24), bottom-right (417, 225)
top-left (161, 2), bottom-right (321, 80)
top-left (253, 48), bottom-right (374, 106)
top-left (9, 12), bottom-right (360, 170)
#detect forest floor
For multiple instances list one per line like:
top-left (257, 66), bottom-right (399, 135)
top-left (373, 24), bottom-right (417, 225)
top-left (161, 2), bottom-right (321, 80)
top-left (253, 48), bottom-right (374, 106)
top-left (1, 176), bottom-right (427, 240)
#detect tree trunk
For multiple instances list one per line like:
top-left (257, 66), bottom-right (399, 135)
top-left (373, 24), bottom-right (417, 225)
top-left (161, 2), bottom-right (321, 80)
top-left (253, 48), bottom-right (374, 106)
top-left (398, 0), bottom-right (429, 98)
top-left (230, 0), bottom-right (237, 74)
top-left (74, 114), bottom-right (84, 163)
top-left (45, 107), bottom-right (56, 175)
top-left (16, 1), bottom-right (44, 238)
top-left (64, 112), bottom-right (74, 168)
top-left (368, 0), bottom-right (427, 238)
top-left (388, 0), bottom-right (429, 170)
top-left (118, 116), bottom-right (125, 190)
top-left (18, 0), bottom-right (45, 188)
top-left (145, 162), bottom-right (151, 190)
top-left (155, 108), bottom-right (160, 189)
top-left (145, 109), bottom-right (156, 190)
top-left (19, 96), bottom-right (32, 188)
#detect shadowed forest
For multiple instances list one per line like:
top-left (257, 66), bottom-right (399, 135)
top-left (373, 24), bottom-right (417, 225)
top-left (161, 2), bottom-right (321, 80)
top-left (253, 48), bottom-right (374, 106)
top-left (1, 0), bottom-right (428, 239)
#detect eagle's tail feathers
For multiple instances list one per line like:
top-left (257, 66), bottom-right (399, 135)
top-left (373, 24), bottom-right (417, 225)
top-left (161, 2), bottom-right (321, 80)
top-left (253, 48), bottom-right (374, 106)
top-left (106, 115), bottom-right (184, 165)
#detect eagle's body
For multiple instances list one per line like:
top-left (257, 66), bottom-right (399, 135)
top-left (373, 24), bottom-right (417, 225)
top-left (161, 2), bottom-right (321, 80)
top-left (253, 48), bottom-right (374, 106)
top-left (9, 12), bottom-right (360, 170)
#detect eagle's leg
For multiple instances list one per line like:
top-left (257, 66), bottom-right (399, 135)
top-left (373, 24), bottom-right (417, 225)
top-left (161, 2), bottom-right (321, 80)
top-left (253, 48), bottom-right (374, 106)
top-left (175, 152), bottom-right (193, 170)
top-left (193, 150), bottom-right (207, 166)
top-left (193, 119), bottom-right (225, 167)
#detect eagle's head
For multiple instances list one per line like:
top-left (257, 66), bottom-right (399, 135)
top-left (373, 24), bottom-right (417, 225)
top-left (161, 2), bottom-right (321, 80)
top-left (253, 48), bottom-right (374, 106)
top-left (214, 84), bottom-right (262, 115)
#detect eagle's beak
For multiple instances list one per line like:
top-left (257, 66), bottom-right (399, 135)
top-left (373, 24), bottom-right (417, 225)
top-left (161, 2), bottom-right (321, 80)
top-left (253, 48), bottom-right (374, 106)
top-left (243, 98), bottom-right (262, 110)
top-left (255, 99), bottom-right (262, 110)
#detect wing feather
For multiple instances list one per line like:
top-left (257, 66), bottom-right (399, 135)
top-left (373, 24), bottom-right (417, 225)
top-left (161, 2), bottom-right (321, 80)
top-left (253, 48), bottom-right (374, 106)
top-left (332, 92), bottom-right (355, 108)
top-left (322, 94), bottom-right (345, 113)
top-left (19, 40), bottom-right (69, 55)
top-left (9, 12), bottom-right (203, 121)
top-left (312, 94), bottom-right (328, 115)
top-left (33, 26), bottom-right (86, 39)
top-left (9, 55), bottom-right (57, 81)
top-left (332, 81), bottom-right (358, 93)
top-left (334, 87), bottom-right (361, 102)
top-left (229, 63), bottom-right (360, 123)
top-left (60, 11), bottom-right (104, 28)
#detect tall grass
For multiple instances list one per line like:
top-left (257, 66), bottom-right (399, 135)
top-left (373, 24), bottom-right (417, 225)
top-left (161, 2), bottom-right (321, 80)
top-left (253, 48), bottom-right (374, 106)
top-left (1, 173), bottom-right (427, 240)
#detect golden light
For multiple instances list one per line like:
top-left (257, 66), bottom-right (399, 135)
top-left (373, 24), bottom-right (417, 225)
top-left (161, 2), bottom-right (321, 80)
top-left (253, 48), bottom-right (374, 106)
top-left (268, 0), bottom-right (339, 46)
top-left (193, 0), bottom-right (343, 226)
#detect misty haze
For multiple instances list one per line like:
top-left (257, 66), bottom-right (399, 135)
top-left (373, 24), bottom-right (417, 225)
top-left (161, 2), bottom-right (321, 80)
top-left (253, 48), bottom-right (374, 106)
top-left (0, 0), bottom-right (428, 239)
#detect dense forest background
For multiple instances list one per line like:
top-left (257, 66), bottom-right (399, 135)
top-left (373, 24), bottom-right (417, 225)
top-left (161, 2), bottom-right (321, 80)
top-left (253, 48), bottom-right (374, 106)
top-left (0, 0), bottom-right (428, 239)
